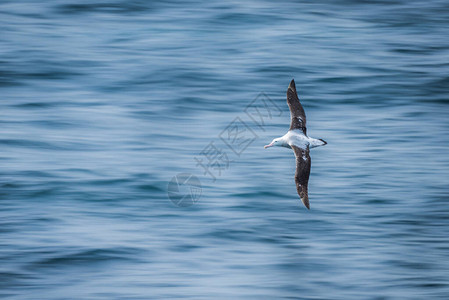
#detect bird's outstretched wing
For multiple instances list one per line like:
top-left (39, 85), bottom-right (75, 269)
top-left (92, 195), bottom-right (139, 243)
top-left (292, 145), bottom-right (311, 209)
top-left (287, 79), bottom-right (307, 134)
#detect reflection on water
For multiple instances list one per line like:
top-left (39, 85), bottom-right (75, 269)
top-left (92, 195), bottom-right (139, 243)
top-left (1, 0), bottom-right (449, 299)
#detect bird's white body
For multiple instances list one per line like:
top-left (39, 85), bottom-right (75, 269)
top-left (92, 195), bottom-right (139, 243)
top-left (266, 130), bottom-right (326, 150)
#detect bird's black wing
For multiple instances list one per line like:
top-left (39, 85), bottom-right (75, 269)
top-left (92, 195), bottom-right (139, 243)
top-left (287, 79), bottom-right (307, 135)
top-left (292, 145), bottom-right (311, 209)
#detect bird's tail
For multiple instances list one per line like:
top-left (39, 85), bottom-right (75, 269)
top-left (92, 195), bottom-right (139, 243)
top-left (310, 138), bottom-right (327, 148)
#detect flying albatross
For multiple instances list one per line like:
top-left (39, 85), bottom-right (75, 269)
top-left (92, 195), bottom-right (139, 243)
top-left (264, 79), bottom-right (327, 209)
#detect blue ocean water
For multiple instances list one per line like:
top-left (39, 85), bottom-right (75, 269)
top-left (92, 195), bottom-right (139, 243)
top-left (1, 0), bottom-right (449, 299)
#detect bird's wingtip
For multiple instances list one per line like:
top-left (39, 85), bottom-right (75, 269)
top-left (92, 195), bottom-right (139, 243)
top-left (301, 196), bottom-right (310, 210)
top-left (288, 79), bottom-right (296, 91)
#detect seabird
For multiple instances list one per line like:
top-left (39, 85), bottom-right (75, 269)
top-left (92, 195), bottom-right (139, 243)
top-left (264, 79), bottom-right (327, 209)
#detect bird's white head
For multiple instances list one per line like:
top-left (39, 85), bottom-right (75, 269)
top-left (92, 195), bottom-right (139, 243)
top-left (264, 138), bottom-right (282, 149)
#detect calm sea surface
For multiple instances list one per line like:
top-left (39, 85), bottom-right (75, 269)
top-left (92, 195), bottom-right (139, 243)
top-left (1, 1), bottom-right (449, 299)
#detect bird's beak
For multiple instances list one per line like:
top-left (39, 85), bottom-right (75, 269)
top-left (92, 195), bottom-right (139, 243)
top-left (264, 143), bottom-right (274, 149)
